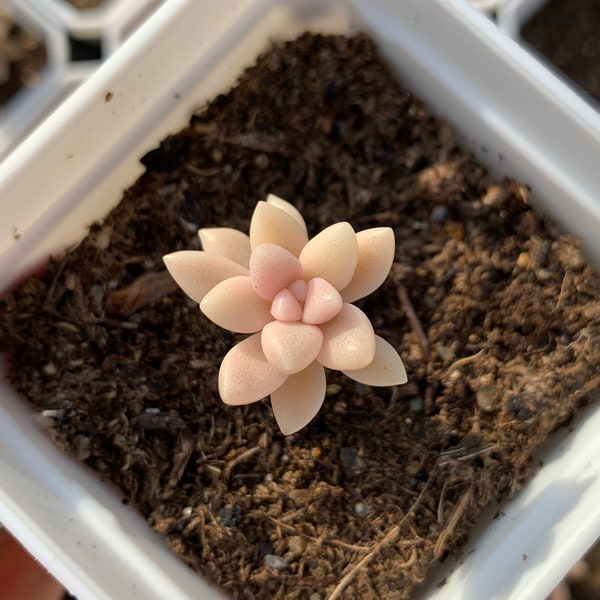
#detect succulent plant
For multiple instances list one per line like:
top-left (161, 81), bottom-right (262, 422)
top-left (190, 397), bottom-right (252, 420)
top-left (164, 195), bottom-right (406, 434)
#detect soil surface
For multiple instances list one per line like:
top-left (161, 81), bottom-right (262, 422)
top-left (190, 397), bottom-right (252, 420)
top-left (522, 0), bottom-right (600, 107)
top-left (2, 34), bottom-right (600, 600)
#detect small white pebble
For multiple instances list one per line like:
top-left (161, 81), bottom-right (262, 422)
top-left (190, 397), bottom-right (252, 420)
top-left (354, 502), bottom-right (372, 517)
top-left (42, 362), bottom-right (57, 376)
top-left (41, 409), bottom-right (63, 419)
top-left (264, 554), bottom-right (288, 571)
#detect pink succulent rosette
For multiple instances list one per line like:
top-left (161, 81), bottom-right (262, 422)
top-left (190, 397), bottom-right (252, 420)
top-left (163, 195), bottom-right (406, 435)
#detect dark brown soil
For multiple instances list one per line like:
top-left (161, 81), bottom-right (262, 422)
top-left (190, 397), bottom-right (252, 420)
top-left (522, 0), bottom-right (600, 107)
top-left (65, 0), bottom-right (105, 9)
top-left (2, 33), bottom-right (600, 600)
top-left (0, 16), bottom-right (46, 108)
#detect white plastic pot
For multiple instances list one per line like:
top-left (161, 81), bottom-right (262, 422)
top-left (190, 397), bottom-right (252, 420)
top-left (0, 1), bottom-right (599, 599)
top-left (496, 0), bottom-right (549, 37)
top-left (0, 0), bottom-right (164, 161)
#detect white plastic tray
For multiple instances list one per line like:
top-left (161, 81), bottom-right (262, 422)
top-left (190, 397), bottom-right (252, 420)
top-left (0, 0), bottom-right (164, 162)
top-left (1, 1), bottom-right (600, 598)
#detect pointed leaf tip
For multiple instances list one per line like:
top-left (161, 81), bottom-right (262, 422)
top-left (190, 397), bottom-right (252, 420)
top-left (299, 222), bottom-right (358, 291)
top-left (265, 194), bottom-right (308, 234)
top-left (163, 250), bottom-right (248, 303)
top-left (198, 227), bottom-right (251, 268)
top-left (340, 227), bottom-right (395, 303)
top-left (250, 201), bottom-right (309, 256)
top-left (343, 335), bottom-right (407, 386)
top-left (271, 361), bottom-right (326, 435)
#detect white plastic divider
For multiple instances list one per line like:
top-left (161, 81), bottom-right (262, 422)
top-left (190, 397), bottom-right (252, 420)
top-left (0, 0), bottom-right (599, 598)
top-left (497, 0), bottom-right (549, 37)
top-left (0, 0), bottom-right (164, 161)
top-left (467, 0), bottom-right (508, 16)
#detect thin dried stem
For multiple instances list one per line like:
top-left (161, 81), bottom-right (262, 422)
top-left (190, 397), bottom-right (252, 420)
top-left (327, 470), bottom-right (435, 600)
top-left (434, 484), bottom-right (473, 557)
top-left (397, 283), bottom-right (430, 362)
top-left (222, 446), bottom-right (261, 482)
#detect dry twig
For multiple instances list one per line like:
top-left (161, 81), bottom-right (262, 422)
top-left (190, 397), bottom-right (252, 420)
top-left (434, 484), bottom-right (473, 557)
top-left (397, 283), bottom-right (430, 361)
top-left (326, 470), bottom-right (435, 600)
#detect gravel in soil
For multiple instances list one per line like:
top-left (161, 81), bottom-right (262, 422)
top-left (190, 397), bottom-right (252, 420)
top-left (2, 33), bottom-right (600, 600)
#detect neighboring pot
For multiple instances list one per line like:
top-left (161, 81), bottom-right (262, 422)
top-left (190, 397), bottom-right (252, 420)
top-left (0, 0), bottom-right (164, 161)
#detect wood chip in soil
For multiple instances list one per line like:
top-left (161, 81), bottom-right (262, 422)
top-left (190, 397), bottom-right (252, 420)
top-left (2, 33), bottom-right (600, 600)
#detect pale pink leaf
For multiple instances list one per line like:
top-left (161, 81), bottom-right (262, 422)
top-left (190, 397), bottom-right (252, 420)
top-left (163, 251), bottom-right (248, 303)
top-left (249, 243), bottom-right (303, 301)
top-left (270, 361), bottom-right (326, 435)
top-left (249, 201), bottom-right (309, 256)
top-left (270, 289), bottom-right (303, 322)
top-left (299, 222), bottom-right (358, 290)
top-left (218, 334), bottom-right (288, 406)
top-left (317, 304), bottom-right (376, 370)
top-left (266, 194), bottom-right (308, 235)
top-left (289, 279), bottom-right (307, 302)
top-left (261, 321), bottom-right (323, 374)
top-left (198, 227), bottom-right (251, 268)
top-left (340, 227), bottom-right (395, 303)
top-left (200, 276), bottom-right (273, 333)
top-left (302, 277), bottom-right (343, 325)
top-left (343, 335), bottom-right (407, 386)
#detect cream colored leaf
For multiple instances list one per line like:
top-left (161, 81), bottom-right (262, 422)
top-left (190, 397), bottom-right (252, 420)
top-left (163, 251), bottom-right (248, 303)
top-left (200, 276), bottom-right (273, 333)
top-left (266, 194), bottom-right (308, 235)
top-left (198, 227), bottom-right (251, 268)
top-left (261, 321), bottom-right (323, 374)
top-left (343, 335), bottom-right (407, 386)
top-left (340, 227), bottom-right (395, 303)
top-left (270, 361), bottom-right (326, 435)
top-left (218, 333), bottom-right (288, 406)
top-left (249, 201), bottom-right (309, 257)
top-left (299, 222), bottom-right (358, 290)
top-left (317, 304), bottom-right (376, 370)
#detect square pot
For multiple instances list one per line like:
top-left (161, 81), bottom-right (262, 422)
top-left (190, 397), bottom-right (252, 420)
top-left (1, 1), bottom-right (599, 599)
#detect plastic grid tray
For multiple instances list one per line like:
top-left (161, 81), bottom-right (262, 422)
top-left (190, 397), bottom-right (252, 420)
top-left (0, 0), bottom-right (164, 161)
